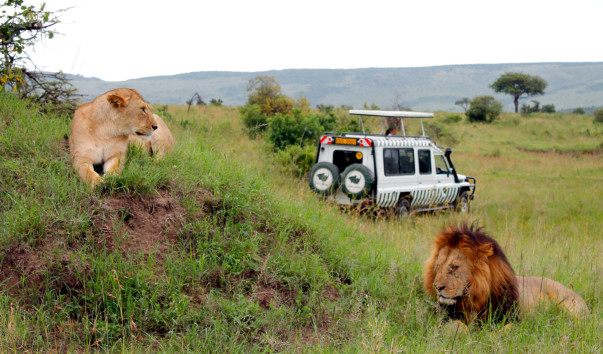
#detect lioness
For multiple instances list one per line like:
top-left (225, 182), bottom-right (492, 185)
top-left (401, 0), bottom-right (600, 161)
top-left (128, 113), bottom-right (174, 157)
top-left (69, 88), bottom-right (157, 188)
top-left (424, 224), bottom-right (590, 327)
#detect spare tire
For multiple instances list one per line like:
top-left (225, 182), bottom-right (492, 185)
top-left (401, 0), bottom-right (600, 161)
top-left (308, 162), bottom-right (340, 196)
top-left (340, 164), bottom-right (374, 199)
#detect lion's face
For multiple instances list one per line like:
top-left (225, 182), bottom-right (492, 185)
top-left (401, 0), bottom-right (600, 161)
top-left (107, 89), bottom-right (157, 140)
top-left (432, 246), bottom-right (472, 306)
top-left (424, 224), bottom-right (520, 323)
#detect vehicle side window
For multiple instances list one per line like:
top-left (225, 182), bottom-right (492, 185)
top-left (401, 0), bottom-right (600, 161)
top-left (384, 148), bottom-right (414, 176)
top-left (398, 148), bottom-right (415, 175)
top-left (383, 149), bottom-right (399, 176)
top-left (418, 149), bottom-right (432, 175)
top-left (333, 150), bottom-right (362, 173)
top-left (435, 155), bottom-right (449, 174)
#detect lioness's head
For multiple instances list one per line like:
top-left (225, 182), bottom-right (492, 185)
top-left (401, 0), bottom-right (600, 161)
top-left (106, 88), bottom-right (157, 140)
top-left (424, 224), bottom-right (519, 323)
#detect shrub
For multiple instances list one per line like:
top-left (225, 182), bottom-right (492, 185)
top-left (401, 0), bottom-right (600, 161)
top-left (274, 145), bottom-right (317, 177)
top-left (541, 104), bottom-right (556, 113)
top-left (267, 110), bottom-right (334, 151)
top-left (594, 108), bottom-right (603, 124)
top-left (423, 121), bottom-right (457, 145)
top-left (573, 107), bottom-right (585, 115)
top-left (466, 96), bottom-right (502, 123)
top-left (239, 104), bottom-right (268, 138)
top-left (442, 114), bottom-right (463, 123)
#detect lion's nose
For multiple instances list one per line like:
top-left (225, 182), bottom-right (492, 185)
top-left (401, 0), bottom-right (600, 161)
top-left (152, 125), bottom-right (158, 131)
top-left (436, 285), bottom-right (446, 292)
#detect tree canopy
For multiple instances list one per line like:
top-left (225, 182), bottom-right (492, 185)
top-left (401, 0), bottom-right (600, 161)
top-left (490, 72), bottom-right (547, 113)
top-left (1, 0), bottom-right (76, 114)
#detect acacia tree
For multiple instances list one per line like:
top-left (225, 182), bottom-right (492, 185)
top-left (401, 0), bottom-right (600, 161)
top-left (490, 72), bottom-right (547, 113)
top-left (1, 0), bottom-right (77, 114)
top-left (454, 97), bottom-right (470, 112)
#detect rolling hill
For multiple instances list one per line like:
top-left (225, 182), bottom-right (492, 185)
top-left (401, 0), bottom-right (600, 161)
top-left (67, 62), bottom-right (603, 112)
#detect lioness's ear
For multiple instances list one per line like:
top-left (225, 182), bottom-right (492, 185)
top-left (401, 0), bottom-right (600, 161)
top-left (107, 94), bottom-right (126, 109)
top-left (477, 244), bottom-right (494, 258)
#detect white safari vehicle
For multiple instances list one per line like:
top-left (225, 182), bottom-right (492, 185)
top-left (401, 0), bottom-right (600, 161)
top-left (308, 110), bottom-right (476, 218)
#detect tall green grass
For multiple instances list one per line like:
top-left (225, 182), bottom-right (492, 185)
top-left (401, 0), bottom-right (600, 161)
top-left (0, 93), bottom-right (601, 352)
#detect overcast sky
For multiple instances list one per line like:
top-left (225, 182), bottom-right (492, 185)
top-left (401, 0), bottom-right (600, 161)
top-left (27, 0), bottom-right (603, 82)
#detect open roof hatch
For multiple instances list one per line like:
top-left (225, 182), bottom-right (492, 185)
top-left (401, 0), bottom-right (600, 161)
top-left (349, 110), bottom-right (434, 137)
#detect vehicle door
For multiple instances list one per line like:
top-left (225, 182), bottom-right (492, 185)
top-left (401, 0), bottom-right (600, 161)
top-left (376, 147), bottom-right (417, 207)
top-left (434, 152), bottom-right (457, 206)
top-left (415, 148), bottom-right (437, 208)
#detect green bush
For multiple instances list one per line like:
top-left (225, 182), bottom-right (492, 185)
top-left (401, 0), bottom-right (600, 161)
top-left (594, 108), bottom-right (603, 123)
top-left (274, 145), bottom-right (317, 177)
top-left (573, 107), bottom-right (585, 115)
top-left (239, 104), bottom-right (267, 138)
top-left (442, 114), bottom-right (463, 123)
top-left (267, 110), bottom-right (336, 151)
top-left (541, 104), bottom-right (556, 113)
top-left (466, 95), bottom-right (502, 123)
top-left (423, 121), bottom-right (457, 145)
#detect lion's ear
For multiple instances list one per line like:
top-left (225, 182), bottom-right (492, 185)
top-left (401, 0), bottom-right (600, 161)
top-left (477, 244), bottom-right (494, 258)
top-left (107, 94), bottom-right (126, 109)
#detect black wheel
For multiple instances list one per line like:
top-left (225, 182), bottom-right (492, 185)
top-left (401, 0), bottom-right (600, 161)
top-left (395, 198), bottom-right (411, 219)
top-left (308, 162), bottom-right (340, 196)
top-left (340, 164), bottom-right (374, 199)
top-left (455, 191), bottom-right (470, 213)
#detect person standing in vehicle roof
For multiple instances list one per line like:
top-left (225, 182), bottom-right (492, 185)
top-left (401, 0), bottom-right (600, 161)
top-left (385, 125), bottom-right (398, 136)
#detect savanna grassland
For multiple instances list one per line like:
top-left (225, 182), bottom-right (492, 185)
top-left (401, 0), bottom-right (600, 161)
top-left (0, 92), bottom-right (601, 352)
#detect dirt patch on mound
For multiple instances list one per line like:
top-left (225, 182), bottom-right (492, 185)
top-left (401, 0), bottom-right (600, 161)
top-left (92, 190), bottom-right (187, 258)
top-left (0, 188), bottom-right (214, 304)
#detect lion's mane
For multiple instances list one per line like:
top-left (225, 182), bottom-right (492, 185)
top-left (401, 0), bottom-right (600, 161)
top-left (423, 224), bottom-right (519, 323)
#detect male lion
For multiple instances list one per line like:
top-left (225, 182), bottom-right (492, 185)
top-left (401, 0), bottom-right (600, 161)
top-left (423, 224), bottom-right (590, 326)
top-left (128, 113), bottom-right (174, 157)
top-left (69, 88), bottom-right (157, 188)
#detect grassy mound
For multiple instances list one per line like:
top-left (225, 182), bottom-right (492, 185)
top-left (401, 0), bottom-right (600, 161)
top-left (0, 92), bottom-right (600, 351)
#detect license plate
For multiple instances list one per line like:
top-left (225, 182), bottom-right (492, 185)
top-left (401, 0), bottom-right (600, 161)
top-left (335, 138), bottom-right (357, 145)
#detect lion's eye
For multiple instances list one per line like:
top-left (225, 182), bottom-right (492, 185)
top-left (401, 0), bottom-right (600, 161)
top-left (449, 265), bottom-right (458, 271)
top-left (141, 107), bottom-right (146, 113)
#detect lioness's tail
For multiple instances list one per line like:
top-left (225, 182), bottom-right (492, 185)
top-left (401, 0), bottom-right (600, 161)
top-left (516, 276), bottom-right (590, 317)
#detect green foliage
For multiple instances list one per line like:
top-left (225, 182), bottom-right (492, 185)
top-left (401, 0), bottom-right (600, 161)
top-left (154, 104), bottom-right (174, 121)
top-left (316, 103), bottom-right (334, 114)
top-left (239, 104), bottom-right (267, 138)
top-left (210, 98), bottom-right (223, 106)
top-left (246, 75), bottom-right (293, 116)
top-left (594, 108), bottom-right (603, 123)
top-left (423, 121), bottom-right (457, 145)
top-left (0, 1), bottom-right (76, 115)
top-left (573, 107), bottom-right (586, 114)
top-left (267, 110), bottom-right (336, 151)
top-left (541, 104), bottom-right (556, 113)
top-left (466, 95), bottom-right (503, 123)
top-left (442, 114), bottom-right (463, 123)
top-left (274, 144), bottom-right (317, 177)
top-left (490, 72), bottom-right (547, 112)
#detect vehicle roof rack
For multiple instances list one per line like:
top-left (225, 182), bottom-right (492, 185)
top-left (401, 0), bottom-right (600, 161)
top-left (349, 109), bottom-right (434, 137)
